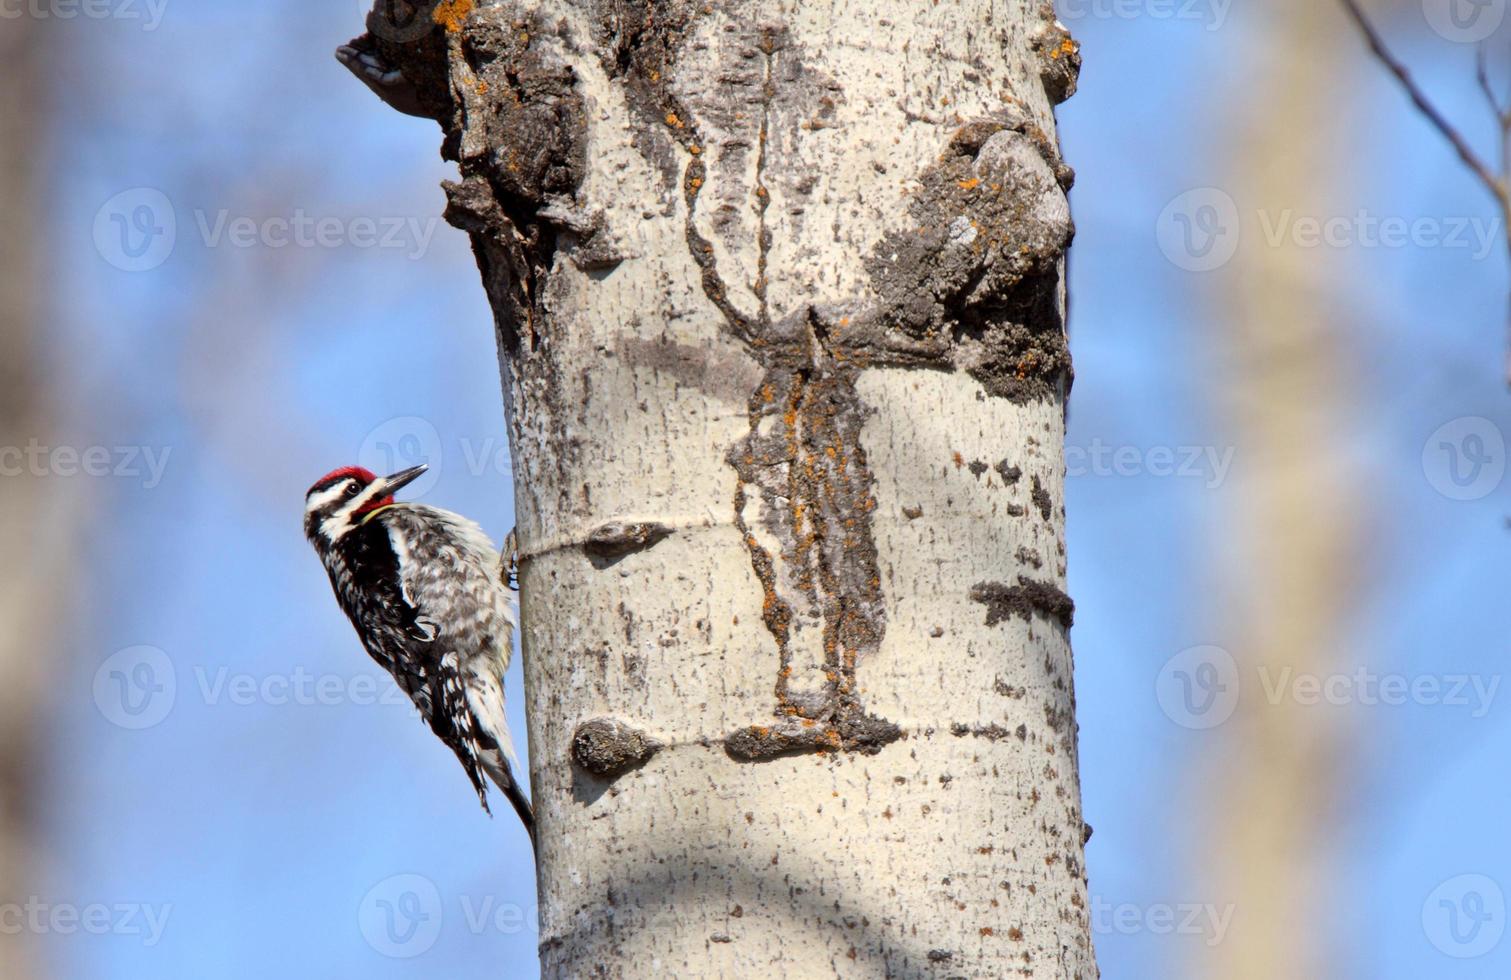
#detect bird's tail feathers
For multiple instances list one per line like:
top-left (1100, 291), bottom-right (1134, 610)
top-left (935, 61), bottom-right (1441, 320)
top-left (481, 751), bottom-right (535, 846)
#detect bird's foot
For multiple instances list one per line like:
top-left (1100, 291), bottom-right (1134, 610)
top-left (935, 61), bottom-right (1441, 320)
top-left (503, 529), bottom-right (520, 592)
top-left (335, 35), bottom-right (432, 119)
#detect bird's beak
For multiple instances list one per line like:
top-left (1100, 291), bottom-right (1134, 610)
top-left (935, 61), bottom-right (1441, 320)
top-left (375, 464), bottom-right (428, 497)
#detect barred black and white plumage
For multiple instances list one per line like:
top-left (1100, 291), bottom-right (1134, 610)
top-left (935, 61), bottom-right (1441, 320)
top-left (303, 463), bottom-right (533, 842)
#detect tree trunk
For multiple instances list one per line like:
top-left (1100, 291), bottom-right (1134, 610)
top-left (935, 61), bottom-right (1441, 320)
top-left (0, 18), bottom-right (76, 980)
top-left (364, 1), bottom-right (1094, 974)
top-left (1191, 2), bottom-right (1363, 976)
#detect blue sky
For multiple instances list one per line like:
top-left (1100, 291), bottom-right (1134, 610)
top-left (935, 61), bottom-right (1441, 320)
top-left (28, 1), bottom-right (1511, 977)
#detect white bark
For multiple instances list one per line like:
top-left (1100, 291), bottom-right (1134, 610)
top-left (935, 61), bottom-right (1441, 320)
top-left (367, 1), bottom-right (1093, 974)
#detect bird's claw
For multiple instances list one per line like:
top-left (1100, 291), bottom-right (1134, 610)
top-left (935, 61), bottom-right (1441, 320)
top-left (503, 529), bottom-right (520, 592)
top-left (334, 37), bottom-right (433, 119)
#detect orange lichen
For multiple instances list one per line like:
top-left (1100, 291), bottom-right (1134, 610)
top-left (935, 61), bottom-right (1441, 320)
top-left (957, 177), bottom-right (980, 190)
top-left (431, 0), bottom-right (473, 33)
top-left (665, 111), bottom-right (683, 127)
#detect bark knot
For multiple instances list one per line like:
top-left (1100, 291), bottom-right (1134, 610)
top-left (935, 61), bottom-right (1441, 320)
top-left (571, 717), bottom-right (661, 778)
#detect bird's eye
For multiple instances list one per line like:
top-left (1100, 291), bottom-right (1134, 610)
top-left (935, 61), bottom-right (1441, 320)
top-left (345, 483), bottom-right (361, 497)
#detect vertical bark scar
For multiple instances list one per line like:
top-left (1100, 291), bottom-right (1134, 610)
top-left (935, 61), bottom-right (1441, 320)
top-left (725, 310), bottom-right (902, 761)
top-left (752, 30), bottom-right (775, 327)
top-left (627, 23), bottom-right (900, 761)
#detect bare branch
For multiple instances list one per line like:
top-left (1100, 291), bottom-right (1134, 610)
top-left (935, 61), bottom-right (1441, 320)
top-left (1476, 44), bottom-right (1510, 126)
top-left (1338, 0), bottom-right (1508, 210)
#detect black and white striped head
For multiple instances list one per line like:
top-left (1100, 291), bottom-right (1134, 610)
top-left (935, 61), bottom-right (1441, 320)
top-left (304, 464), bottom-right (427, 545)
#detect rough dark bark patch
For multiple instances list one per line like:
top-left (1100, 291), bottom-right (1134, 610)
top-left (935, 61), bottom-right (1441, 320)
top-left (851, 109), bottom-right (1076, 404)
top-left (725, 710), bottom-right (901, 762)
top-left (1030, 8), bottom-right (1082, 106)
top-left (364, 4), bottom-right (594, 353)
top-left (1015, 546), bottom-right (1043, 570)
top-left (592, 0), bottom-right (705, 192)
top-left (949, 721), bottom-right (1020, 741)
top-left (970, 577), bottom-right (1075, 630)
top-left (571, 717), bottom-right (661, 778)
top-left (1030, 474), bottom-right (1053, 521)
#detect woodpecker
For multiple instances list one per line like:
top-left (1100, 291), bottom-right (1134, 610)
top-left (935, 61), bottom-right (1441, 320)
top-left (303, 463), bottom-right (533, 841)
